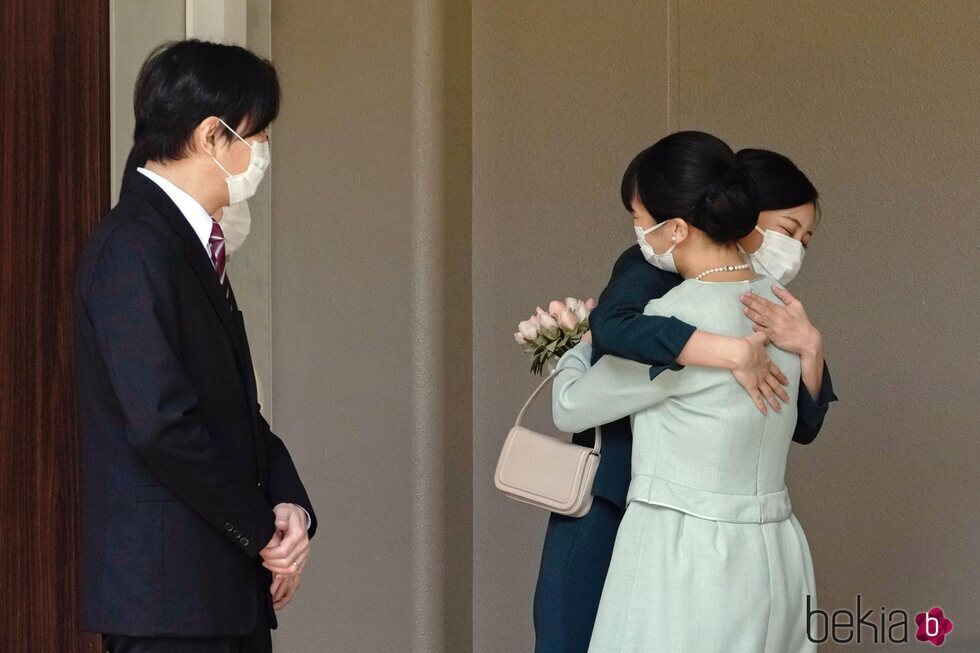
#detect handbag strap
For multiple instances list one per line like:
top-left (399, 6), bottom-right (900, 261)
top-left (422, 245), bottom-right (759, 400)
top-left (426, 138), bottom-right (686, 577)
top-left (514, 369), bottom-right (602, 455)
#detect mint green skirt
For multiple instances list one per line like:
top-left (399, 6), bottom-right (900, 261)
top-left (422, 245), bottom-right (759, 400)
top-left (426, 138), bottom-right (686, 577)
top-left (588, 501), bottom-right (817, 652)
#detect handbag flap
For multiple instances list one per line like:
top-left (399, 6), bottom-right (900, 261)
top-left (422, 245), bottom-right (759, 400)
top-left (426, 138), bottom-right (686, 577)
top-left (495, 425), bottom-right (595, 505)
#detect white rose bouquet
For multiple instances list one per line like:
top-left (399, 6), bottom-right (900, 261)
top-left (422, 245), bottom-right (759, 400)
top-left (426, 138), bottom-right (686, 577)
top-left (514, 297), bottom-right (596, 375)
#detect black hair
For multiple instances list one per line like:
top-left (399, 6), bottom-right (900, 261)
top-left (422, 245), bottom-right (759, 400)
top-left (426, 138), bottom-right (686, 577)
top-left (621, 131), bottom-right (759, 244)
top-left (132, 39), bottom-right (280, 163)
top-left (736, 149), bottom-right (819, 216)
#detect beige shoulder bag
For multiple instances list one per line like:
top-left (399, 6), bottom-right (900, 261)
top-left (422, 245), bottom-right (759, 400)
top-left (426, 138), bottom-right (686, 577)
top-left (494, 371), bottom-right (601, 517)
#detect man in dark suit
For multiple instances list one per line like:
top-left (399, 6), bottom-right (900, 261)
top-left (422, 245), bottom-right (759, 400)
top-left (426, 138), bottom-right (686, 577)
top-left (74, 40), bottom-right (316, 653)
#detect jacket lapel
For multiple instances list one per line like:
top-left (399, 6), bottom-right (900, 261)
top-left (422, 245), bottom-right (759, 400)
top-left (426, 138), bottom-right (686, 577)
top-left (126, 172), bottom-right (249, 366)
top-left (126, 172), bottom-right (267, 481)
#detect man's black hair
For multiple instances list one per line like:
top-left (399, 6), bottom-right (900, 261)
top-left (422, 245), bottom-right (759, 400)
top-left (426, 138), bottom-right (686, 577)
top-left (133, 39), bottom-right (279, 163)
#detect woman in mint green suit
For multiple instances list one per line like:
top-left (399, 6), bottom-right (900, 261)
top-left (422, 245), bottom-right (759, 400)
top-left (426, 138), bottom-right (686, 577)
top-left (553, 132), bottom-right (819, 652)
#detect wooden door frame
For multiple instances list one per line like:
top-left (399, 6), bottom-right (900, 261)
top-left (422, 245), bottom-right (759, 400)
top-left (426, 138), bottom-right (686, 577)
top-left (0, 0), bottom-right (109, 650)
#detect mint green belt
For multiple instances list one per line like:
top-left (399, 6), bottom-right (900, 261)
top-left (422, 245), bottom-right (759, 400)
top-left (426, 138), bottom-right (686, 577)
top-left (626, 474), bottom-right (792, 523)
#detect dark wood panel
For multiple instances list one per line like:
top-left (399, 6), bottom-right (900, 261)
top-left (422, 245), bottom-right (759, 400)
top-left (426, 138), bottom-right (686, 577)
top-left (0, 0), bottom-right (109, 651)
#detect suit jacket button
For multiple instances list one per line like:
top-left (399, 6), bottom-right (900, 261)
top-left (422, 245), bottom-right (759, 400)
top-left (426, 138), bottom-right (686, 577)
top-left (240, 537), bottom-right (250, 547)
top-left (225, 522), bottom-right (234, 532)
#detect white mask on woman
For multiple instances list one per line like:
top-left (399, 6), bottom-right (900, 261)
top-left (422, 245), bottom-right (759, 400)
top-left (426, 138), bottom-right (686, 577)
top-left (211, 118), bottom-right (270, 205)
top-left (743, 225), bottom-right (805, 284)
top-left (635, 222), bottom-right (678, 274)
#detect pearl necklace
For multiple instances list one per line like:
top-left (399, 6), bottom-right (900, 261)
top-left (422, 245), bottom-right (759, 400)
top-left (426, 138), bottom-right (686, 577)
top-left (694, 262), bottom-right (752, 281)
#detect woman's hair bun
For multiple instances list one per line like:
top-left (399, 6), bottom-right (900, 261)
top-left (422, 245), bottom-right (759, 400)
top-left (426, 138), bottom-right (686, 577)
top-left (620, 131), bottom-right (760, 244)
top-left (691, 166), bottom-right (759, 243)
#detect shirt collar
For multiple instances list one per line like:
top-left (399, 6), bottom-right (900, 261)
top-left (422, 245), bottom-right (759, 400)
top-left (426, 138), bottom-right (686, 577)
top-left (137, 167), bottom-right (213, 252)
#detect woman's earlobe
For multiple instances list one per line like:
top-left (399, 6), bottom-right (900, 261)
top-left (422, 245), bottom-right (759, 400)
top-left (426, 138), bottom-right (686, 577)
top-left (672, 219), bottom-right (688, 242)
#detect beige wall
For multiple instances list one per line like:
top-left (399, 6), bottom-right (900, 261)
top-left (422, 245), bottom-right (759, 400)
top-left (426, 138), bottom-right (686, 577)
top-left (247, 0), bottom-right (978, 650)
top-left (270, 1), bottom-right (472, 650)
top-left (470, 1), bottom-right (980, 652)
top-left (106, 0), bottom-right (980, 650)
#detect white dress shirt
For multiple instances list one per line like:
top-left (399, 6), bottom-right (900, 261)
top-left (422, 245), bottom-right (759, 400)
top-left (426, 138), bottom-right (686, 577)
top-left (137, 168), bottom-right (311, 532)
top-left (137, 167), bottom-right (214, 254)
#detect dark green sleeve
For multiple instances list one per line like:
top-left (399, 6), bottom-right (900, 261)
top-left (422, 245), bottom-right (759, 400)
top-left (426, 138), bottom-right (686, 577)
top-left (590, 245), bottom-right (697, 379)
top-left (791, 360), bottom-right (838, 445)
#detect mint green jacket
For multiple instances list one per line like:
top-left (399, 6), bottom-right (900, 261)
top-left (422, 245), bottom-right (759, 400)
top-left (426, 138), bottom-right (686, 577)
top-left (552, 275), bottom-right (803, 524)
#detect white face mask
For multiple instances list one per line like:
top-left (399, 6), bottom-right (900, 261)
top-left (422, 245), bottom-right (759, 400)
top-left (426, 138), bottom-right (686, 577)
top-left (743, 225), bottom-right (805, 284)
top-left (219, 200), bottom-right (251, 256)
top-left (634, 222), bottom-right (678, 274)
top-left (211, 118), bottom-right (270, 205)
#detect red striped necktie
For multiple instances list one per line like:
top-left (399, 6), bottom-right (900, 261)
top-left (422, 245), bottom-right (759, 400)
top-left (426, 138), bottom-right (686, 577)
top-left (208, 220), bottom-right (235, 311)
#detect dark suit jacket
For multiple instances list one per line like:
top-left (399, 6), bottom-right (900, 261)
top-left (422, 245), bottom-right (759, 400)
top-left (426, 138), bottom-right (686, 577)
top-left (75, 171), bottom-right (317, 636)
top-left (572, 245), bottom-right (838, 510)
